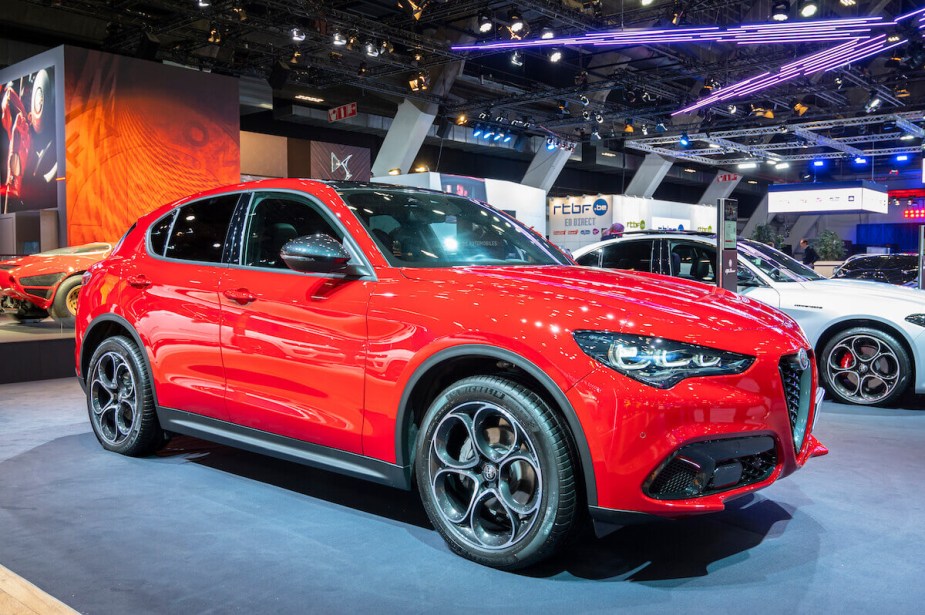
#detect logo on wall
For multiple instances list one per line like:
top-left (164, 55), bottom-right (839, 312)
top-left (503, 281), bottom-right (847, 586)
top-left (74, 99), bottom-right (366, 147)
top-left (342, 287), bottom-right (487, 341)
top-left (592, 198), bottom-right (609, 216)
top-left (331, 153), bottom-right (353, 180)
top-left (626, 220), bottom-right (646, 229)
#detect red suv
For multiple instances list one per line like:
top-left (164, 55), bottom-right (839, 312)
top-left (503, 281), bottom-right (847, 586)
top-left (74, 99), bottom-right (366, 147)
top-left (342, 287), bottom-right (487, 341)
top-left (76, 179), bottom-right (825, 569)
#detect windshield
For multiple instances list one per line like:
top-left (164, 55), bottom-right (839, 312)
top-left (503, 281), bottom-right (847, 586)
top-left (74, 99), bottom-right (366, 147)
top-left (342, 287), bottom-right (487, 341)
top-left (740, 239), bottom-right (825, 282)
top-left (337, 187), bottom-right (570, 267)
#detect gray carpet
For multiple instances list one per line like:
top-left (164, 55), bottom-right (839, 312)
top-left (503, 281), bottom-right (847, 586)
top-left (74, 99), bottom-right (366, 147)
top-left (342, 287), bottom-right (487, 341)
top-left (1, 378), bottom-right (923, 614)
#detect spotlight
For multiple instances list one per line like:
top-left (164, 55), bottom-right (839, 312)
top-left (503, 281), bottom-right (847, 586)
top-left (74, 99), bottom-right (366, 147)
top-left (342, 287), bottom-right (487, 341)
top-left (388, 168), bottom-right (401, 175)
top-left (840, 0), bottom-right (856, 5)
top-left (208, 24), bottom-right (221, 44)
top-left (557, 100), bottom-right (569, 116)
top-left (472, 125), bottom-right (483, 137)
top-left (834, 75), bottom-right (844, 90)
top-left (546, 137), bottom-right (557, 151)
top-left (581, 110), bottom-right (591, 121)
top-left (456, 114), bottom-right (468, 126)
top-left (591, 127), bottom-right (601, 140)
top-left (641, 0), bottom-right (654, 5)
top-left (509, 9), bottom-right (524, 33)
top-left (853, 156), bottom-right (868, 164)
top-left (641, 124), bottom-right (649, 136)
top-left (483, 127), bottom-right (495, 140)
top-left (197, 0), bottom-right (210, 7)
top-left (772, 1), bottom-right (790, 22)
top-left (774, 162), bottom-right (791, 170)
top-left (493, 131), bottom-right (504, 142)
top-left (503, 132), bottom-right (513, 143)
top-left (290, 28), bottom-right (306, 43)
top-left (595, 112), bottom-right (604, 124)
top-left (408, 71), bottom-right (429, 91)
top-left (540, 27), bottom-right (555, 40)
top-left (727, 104), bottom-right (738, 114)
top-left (623, 120), bottom-right (634, 134)
top-left (864, 91), bottom-right (883, 113)
top-left (289, 50), bottom-right (301, 64)
top-left (357, 62), bottom-right (368, 77)
top-left (412, 49), bottom-right (424, 64)
top-left (380, 40), bottom-right (394, 55)
top-left (896, 154), bottom-right (910, 162)
top-left (579, 95), bottom-right (590, 106)
top-left (333, 30), bottom-right (347, 46)
top-left (671, 1), bottom-right (684, 26)
top-left (887, 32), bottom-right (902, 44)
top-left (699, 77), bottom-right (719, 97)
top-left (231, 4), bottom-right (247, 20)
top-left (738, 162), bottom-right (757, 170)
top-left (679, 132), bottom-right (690, 147)
top-left (799, 0), bottom-right (818, 18)
top-left (510, 51), bottom-right (524, 67)
top-left (548, 48), bottom-right (563, 63)
top-left (655, 122), bottom-right (667, 133)
top-left (477, 11), bottom-right (494, 33)
top-left (812, 160), bottom-right (825, 168)
top-left (793, 101), bottom-right (809, 116)
top-left (364, 40), bottom-right (379, 57)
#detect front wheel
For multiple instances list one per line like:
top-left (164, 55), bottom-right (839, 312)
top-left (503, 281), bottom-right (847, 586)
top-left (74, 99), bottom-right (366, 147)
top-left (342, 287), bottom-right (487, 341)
top-left (415, 375), bottom-right (578, 570)
top-left (820, 326), bottom-right (911, 406)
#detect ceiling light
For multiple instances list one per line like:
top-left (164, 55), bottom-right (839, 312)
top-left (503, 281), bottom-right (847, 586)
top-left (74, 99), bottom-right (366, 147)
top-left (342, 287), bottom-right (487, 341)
top-left (901, 134), bottom-right (915, 140)
top-left (641, 0), bottom-right (654, 5)
top-left (548, 48), bottom-right (562, 63)
top-left (388, 168), bottom-right (401, 175)
top-left (477, 11), bottom-right (494, 33)
top-left (380, 40), bottom-right (394, 55)
top-left (472, 125), bottom-right (483, 137)
top-left (655, 122), bottom-right (667, 133)
top-left (727, 104), bottom-right (737, 114)
top-left (601, 151), bottom-right (617, 157)
top-left (581, 110), bottom-right (591, 121)
top-left (671, 1), bottom-right (684, 26)
top-left (708, 143), bottom-right (721, 149)
top-left (591, 127), bottom-right (602, 140)
top-left (208, 24), bottom-right (221, 44)
top-left (197, 0), bottom-right (210, 7)
top-left (511, 50), bottom-right (524, 66)
top-left (540, 27), bottom-right (555, 40)
top-left (679, 132), bottom-right (690, 147)
top-left (364, 40), bottom-right (379, 57)
top-left (493, 130), bottom-right (504, 142)
top-left (456, 114), bottom-right (468, 126)
top-left (357, 62), bottom-right (368, 77)
top-left (793, 101), bottom-right (809, 116)
top-left (840, 0), bottom-right (856, 5)
top-left (772, 1), bottom-right (790, 22)
top-left (683, 167), bottom-right (696, 173)
top-left (799, 0), bottom-right (818, 18)
top-left (579, 94), bottom-right (589, 106)
top-left (413, 164), bottom-right (429, 173)
top-left (509, 9), bottom-right (524, 33)
top-left (289, 50), bottom-right (301, 64)
top-left (738, 162), bottom-right (757, 169)
top-left (546, 137), bottom-right (557, 151)
top-left (853, 156), bottom-right (867, 164)
top-left (747, 179), bottom-right (758, 184)
top-left (294, 94), bottom-right (324, 103)
top-left (775, 162), bottom-right (791, 170)
top-left (483, 127), bottom-right (495, 139)
top-left (595, 112), bottom-right (605, 124)
top-left (896, 154), bottom-right (910, 162)
top-left (812, 160), bottom-right (825, 168)
top-left (290, 28), bottom-right (306, 42)
top-left (332, 30), bottom-right (347, 46)
top-left (864, 92), bottom-right (883, 113)
top-left (408, 71), bottom-right (429, 91)
top-left (231, 4), bottom-right (247, 20)
top-left (622, 121), bottom-right (634, 134)
top-left (641, 124), bottom-right (649, 135)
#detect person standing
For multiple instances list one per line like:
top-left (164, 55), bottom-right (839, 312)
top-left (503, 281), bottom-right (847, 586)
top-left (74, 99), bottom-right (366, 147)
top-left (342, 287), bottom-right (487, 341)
top-left (800, 238), bottom-right (819, 268)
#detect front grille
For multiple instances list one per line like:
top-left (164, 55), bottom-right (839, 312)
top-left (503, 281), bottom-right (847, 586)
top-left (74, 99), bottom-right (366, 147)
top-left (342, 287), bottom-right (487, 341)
top-left (779, 354), bottom-right (812, 453)
top-left (645, 436), bottom-right (777, 500)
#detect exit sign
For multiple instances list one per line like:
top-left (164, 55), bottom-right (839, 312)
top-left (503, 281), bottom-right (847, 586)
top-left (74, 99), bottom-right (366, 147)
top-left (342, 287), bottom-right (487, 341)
top-left (328, 102), bottom-right (358, 123)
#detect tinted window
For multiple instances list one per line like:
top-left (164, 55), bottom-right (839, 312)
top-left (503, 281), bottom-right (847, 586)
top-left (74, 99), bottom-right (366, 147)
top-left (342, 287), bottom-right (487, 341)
top-left (575, 250), bottom-right (601, 267)
top-left (740, 240), bottom-right (824, 282)
top-left (338, 187), bottom-right (568, 267)
top-left (601, 240), bottom-right (653, 271)
top-left (242, 192), bottom-right (343, 269)
top-left (668, 240), bottom-right (715, 282)
top-left (149, 212), bottom-right (175, 257)
top-left (164, 195), bottom-right (239, 263)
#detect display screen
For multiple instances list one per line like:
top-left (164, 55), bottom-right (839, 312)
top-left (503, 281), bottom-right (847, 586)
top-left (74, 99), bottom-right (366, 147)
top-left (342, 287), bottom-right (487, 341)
top-left (0, 65), bottom-right (58, 214)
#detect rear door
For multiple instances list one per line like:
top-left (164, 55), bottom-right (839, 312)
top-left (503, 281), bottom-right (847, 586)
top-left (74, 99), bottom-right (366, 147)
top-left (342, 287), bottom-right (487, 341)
top-left (121, 193), bottom-right (243, 420)
top-left (599, 238), bottom-right (655, 272)
top-left (219, 190), bottom-right (372, 453)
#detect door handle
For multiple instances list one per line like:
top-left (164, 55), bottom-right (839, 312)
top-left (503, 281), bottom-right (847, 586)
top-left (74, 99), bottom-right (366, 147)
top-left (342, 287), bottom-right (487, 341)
top-left (223, 288), bottom-right (257, 305)
top-left (127, 274), bottom-right (151, 289)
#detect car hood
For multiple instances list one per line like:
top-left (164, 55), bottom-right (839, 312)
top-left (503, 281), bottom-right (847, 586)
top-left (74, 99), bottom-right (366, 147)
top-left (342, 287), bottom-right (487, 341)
top-left (400, 265), bottom-right (806, 353)
top-left (795, 277), bottom-right (925, 308)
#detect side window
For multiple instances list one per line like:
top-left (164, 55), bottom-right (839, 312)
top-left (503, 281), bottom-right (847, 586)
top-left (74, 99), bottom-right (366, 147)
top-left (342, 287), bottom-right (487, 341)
top-left (600, 240), bottom-right (653, 271)
top-left (148, 212), bottom-right (175, 257)
top-left (164, 195), bottom-right (239, 263)
top-left (669, 241), bottom-right (715, 282)
top-left (242, 192), bottom-right (344, 269)
top-left (575, 249), bottom-right (601, 267)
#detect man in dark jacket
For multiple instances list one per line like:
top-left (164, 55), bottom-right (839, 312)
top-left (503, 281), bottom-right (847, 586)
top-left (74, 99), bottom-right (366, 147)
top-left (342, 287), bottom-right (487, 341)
top-left (801, 238), bottom-right (819, 268)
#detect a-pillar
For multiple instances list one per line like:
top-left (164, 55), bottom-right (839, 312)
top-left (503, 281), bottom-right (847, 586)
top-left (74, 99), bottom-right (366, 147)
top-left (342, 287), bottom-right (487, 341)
top-left (521, 144), bottom-right (571, 193)
top-left (371, 99), bottom-right (437, 177)
top-left (699, 171), bottom-right (742, 205)
top-left (624, 154), bottom-right (673, 197)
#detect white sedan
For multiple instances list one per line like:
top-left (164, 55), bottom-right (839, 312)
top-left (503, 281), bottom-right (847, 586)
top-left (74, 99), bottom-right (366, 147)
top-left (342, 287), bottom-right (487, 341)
top-left (573, 232), bottom-right (925, 406)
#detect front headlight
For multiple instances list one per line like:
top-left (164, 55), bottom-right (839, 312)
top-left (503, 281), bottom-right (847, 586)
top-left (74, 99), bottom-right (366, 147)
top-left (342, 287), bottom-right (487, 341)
top-left (573, 331), bottom-right (755, 389)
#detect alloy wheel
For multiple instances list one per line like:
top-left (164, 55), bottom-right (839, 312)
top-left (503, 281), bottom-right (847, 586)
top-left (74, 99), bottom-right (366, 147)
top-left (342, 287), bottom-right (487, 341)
top-left (89, 351), bottom-right (139, 445)
top-left (65, 284), bottom-right (81, 316)
top-left (825, 334), bottom-right (901, 404)
top-left (428, 401), bottom-right (543, 551)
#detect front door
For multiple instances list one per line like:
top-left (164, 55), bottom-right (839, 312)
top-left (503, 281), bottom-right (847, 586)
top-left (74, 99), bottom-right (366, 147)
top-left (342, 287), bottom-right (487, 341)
top-left (219, 191), bottom-right (371, 453)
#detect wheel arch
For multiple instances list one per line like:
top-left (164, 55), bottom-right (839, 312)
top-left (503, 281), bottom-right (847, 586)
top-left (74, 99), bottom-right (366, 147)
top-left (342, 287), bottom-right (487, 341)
top-left (80, 314), bottom-right (160, 407)
top-left (394, 344), bottom-right (598, 506)
top-left (814, 317), bottom-right (917, 384)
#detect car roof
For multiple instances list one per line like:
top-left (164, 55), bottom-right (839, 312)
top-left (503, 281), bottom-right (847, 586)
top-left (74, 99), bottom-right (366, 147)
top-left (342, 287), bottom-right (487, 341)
top-left (572, 232), bottom-right (723, 255)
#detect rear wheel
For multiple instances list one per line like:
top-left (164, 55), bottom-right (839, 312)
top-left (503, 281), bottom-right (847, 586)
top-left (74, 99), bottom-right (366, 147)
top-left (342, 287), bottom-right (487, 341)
top-left (415, 375), bottom-right (577, 570)
top-left (820, 326), bottom-right (911, 406)
top-left (49, 275), bottom-right (82, 325)
top-left (86, 335), bottom-right (163, 456)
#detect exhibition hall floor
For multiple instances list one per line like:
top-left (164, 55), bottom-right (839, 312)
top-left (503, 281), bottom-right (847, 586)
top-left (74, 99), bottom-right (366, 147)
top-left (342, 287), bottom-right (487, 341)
top-left (1, 378), bottom-right (923, 614)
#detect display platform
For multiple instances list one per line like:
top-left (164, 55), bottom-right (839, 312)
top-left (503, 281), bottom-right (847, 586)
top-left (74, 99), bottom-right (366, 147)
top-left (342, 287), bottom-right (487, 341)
top-left (0, 316), bottom-right (75, 384)
top-left (1, 377), bottom-right (924, 614)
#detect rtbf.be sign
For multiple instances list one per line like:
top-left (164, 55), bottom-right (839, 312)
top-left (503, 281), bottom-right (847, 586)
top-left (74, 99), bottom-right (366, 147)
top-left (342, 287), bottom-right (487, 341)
top-left (328, 102), bottom-right (358, 123)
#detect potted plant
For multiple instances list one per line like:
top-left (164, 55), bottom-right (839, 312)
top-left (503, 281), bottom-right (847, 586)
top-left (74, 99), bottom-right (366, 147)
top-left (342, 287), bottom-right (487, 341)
top-left (751, 224), bottom-right (785, 249)
top-left (811, 230), bottom-right (847, 277)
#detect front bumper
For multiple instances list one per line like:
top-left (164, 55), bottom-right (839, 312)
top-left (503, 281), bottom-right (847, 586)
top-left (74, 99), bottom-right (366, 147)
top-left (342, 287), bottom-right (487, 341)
top-left (568, 347), bottom-right (824, 518)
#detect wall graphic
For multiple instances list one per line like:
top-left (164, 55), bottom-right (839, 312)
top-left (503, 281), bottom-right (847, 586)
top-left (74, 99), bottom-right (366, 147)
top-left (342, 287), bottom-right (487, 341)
top-left (64, 48), bottom-right (240, 243)
top-left (547, 195), bottom-right (613, 251)
top-left (309, 142), bottom-right (370, 182)
top-left (0, 65), bottom-right (59, 214)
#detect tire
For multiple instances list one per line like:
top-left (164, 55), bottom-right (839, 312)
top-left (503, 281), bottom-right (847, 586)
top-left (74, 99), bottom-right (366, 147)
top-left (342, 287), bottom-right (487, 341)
top-left (415, 375), bottom-right (577, 570)
top-left (819, 326), bottom-right (912, 406)
top-left (49, 275), bottom-right (82, 325)
top-left (86, 335), bottom-right (163, 456)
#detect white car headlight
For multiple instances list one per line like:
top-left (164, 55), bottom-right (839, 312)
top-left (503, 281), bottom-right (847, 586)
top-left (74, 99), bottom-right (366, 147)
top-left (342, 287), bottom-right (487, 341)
top-left (573, 331), bottom-right (755, 389)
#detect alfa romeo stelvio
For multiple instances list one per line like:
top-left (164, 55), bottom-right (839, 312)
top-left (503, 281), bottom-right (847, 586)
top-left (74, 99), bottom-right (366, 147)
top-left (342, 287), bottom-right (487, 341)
top-left (76, 179), bottom-right (825, 569)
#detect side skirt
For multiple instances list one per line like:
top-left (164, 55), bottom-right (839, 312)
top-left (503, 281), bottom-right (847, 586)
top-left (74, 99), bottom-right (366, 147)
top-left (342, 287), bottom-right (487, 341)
top-left (157, 407), bottom-right (412, 490)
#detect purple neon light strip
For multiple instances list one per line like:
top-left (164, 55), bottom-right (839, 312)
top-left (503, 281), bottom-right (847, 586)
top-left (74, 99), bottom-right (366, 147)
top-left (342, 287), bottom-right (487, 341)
top-left (821, 39), bottom-right (905, 71)
top-left (896, 6), bottom-right (925, 21)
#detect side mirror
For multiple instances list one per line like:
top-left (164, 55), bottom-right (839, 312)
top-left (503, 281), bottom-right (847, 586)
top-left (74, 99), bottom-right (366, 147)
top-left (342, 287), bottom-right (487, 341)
top-left (280, 235), bottom-right (365, 276)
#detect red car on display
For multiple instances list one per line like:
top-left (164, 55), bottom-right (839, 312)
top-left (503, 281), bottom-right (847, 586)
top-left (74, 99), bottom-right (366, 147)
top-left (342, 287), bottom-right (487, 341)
top-left (75, 179), bottom-right (826, 569)
top-left (0, 242), bottom-right (112, 323)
